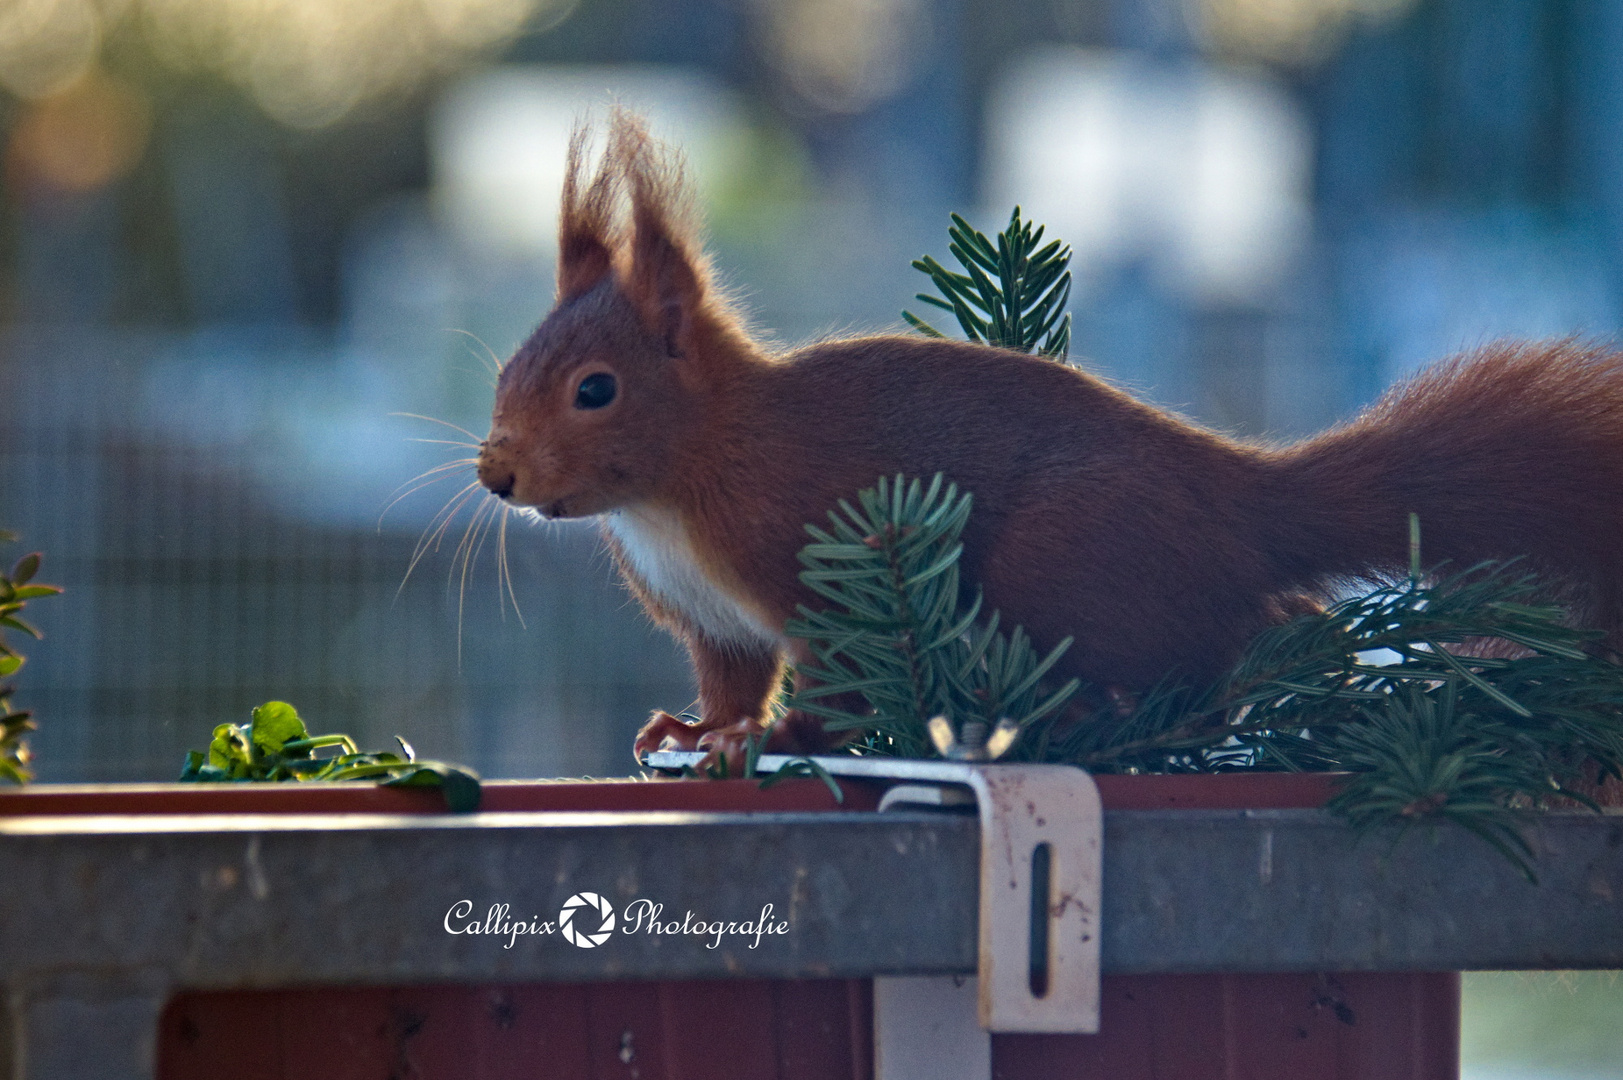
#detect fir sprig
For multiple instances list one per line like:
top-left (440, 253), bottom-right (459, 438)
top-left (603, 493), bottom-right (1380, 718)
top-left (1062, 559), bottom-right (1623, 774)
top-left (1324, 684), bottom-right (1542, 877)
top-left (905, 208), bottom-right (1073, 359)
top-left (784, 475), bottom-right (1079, 758)
top-left (782, 475), bottom-right (1623, 877)
top-left (1038, 557), bottom-right (1623, 879)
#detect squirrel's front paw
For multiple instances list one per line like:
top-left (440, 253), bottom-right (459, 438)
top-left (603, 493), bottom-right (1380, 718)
top-left (633, 711), bottom-right (703, 762)
top-left (632, 712), bottom-right (770, 776)
top-left (692, 718), bottom-right (769, 776)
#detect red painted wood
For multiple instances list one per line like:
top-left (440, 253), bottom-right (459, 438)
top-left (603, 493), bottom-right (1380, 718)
top-left (772, 979), bottom-right (873, 1080)
top-left (158, 989), bottom-right (285, 1080)
top-left (584, 982), bottom-right (671, 1079)
top-left (159, 974), bottom-right (1452, 1080)
top-left (1092, 771), bottom-right (1339, 809)
top-left (991, 972), bottom-right (1459, 1080)
top-left (0, 770), bottom-right (1339, 818)
top-left (0, 776), bottom-right (883, 816)
top-left (0, 769), bottom-right (1346, 818)
top-left (159, 981), bottom-right (872, 1080)
top-left (658, 980), bottom-right (778, 1079)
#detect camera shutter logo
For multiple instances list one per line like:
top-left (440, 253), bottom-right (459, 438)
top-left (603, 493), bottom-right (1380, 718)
top-left (560, 892), bottom-right (616, 948)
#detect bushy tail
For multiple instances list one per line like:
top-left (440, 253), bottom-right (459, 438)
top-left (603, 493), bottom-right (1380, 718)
top-left (1269, 340), bottom-right (1623, 634)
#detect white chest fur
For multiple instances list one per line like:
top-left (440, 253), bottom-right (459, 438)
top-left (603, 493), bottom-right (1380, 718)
top-left (603, 507), bottom-right (782, 650)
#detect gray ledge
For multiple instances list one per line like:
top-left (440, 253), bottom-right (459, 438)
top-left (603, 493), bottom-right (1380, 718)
top-left (1, 807), bottom-right (1619, 990)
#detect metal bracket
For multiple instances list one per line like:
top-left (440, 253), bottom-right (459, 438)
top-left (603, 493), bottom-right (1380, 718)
top-left (646, 753), bottom-right (1103, 1033)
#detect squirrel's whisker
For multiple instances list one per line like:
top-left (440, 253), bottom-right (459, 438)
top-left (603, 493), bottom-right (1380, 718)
top-left (391, 412), bottom-right (485, 443)
top-left (497, 504), bottom-right (527, 628)
top-left (450, 496), bottom-right (501, 665)
top-left (379, 459), bottom-right (480, 526)
top-left (448, 328), bottom-right (506, 378)
top-left (397, 481), bottom-right (483, 599)
top-left (408, 437), bottom-right (482, 449)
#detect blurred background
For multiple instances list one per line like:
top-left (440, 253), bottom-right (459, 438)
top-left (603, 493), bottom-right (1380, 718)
top-left (18, 0), bottom-right (1623, 785)
top-left (1, 0), bottom-right (1622, 1069)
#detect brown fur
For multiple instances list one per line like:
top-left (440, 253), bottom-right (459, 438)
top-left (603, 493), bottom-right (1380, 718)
top-left (477, 114), bottom-right (1623, 763)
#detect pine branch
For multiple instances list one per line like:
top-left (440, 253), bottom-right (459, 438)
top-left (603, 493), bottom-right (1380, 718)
top-left (1042, 558), bottom-right (1623, 879)
top-left (786, 479), bottom-right (1623, 876)
top-left (784, 475), bottom-right (1079, 759)
top-left (905, 208), bottom-right (1073, 359)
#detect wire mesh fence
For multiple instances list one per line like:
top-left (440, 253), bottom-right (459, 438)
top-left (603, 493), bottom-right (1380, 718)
top-left (0, 327), bottom-right (694, 782)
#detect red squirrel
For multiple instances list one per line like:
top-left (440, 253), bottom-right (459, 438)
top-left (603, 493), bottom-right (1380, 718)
top-left (475, 113), bottom-right (1623, 768)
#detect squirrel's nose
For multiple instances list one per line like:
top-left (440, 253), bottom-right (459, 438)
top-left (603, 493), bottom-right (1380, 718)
top-left (476, 444), bottom-right (515, 499)
top-left (480, 468), bottom-right (515, 500)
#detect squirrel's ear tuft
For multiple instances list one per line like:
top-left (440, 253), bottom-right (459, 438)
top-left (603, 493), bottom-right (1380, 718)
top-left (556, 123), bottom-right (620, 302)
top-left (617, 112), bottom-right (712, 359)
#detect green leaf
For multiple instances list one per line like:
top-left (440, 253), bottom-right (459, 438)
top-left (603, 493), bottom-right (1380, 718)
top-left (10, 553), bottom-right (39, 585)
top-left (207, 724), bottom-right (250, 771)
top-left (178, 698), bottom-right (481, 808)
top-left (433, 766), bottom-right (484, 812)
top-left (0, 617), bottom-right (42, 639)
top-left (250, 701), bottom-right (309, 753)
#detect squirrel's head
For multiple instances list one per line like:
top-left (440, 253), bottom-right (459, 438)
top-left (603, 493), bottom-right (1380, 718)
top-left (477, 112), bottom-right (748, 519)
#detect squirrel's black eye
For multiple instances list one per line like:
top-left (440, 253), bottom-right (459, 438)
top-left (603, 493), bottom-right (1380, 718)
top-left (574, 372), bottom-right (617, 409)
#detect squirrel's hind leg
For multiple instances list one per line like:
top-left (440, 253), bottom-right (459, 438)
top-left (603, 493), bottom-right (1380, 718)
top-left (770, 649), bottom-right (865, 755)
top-left (631, 636), bottom-right (784, 770)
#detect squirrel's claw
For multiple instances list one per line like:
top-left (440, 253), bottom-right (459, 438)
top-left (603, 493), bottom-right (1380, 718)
top-left (693, 718), bottom-right (765, 777)
top-left (633, 710), bottom-right (702, 762)
top-left (634, 711), bottom-right (771, 777)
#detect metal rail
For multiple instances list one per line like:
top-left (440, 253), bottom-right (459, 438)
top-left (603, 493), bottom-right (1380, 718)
top-left (2, 807), bottom-right (1620, 1078)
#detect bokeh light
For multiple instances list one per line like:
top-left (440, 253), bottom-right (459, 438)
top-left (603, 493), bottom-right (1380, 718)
top-left (0, 0), bottom-right (109, 99)
top-left (1188, 0), bottom-right (1421, 64)
top-left (432, 66), bottom-right (744, 256)
top-left (5, 67), bottom-right (152, 195)
top-left (0, 0), bottom-right (574, 127)
top-left (751, 0), bottom-right (931, 113)
top-left (988, 47), bottom-right (1310, 303)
